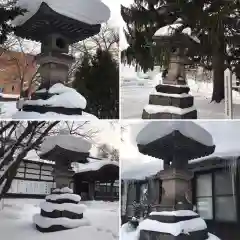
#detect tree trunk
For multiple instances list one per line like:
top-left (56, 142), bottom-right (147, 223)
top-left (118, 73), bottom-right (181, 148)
top-left (211, 28), bottom-right (225, 103)
top-left (211, 53), bottom-right (225, 102)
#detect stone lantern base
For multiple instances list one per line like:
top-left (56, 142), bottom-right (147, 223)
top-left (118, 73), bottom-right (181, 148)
top-left (139, 211), bottom-right (214, 240)
top-left (33, 187), bottom-right (89, 232)
top-left (142, 84), bottom-right (197, 119)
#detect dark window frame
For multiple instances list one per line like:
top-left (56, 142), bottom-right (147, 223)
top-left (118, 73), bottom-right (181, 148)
top-left (195, 168), bottom-right (239, 223)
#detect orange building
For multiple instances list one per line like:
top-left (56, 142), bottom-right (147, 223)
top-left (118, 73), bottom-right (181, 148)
top-left (0, 48), bottom-right (37, 98)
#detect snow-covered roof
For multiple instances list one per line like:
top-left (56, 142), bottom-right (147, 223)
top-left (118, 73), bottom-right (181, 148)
top-left (136, 121), bottom-right (214, 147)
top-left (74, 158), bottom-right (119, 173)
top-left (12, 0), bottom-right (110, 26)
top-left (40, 134), bottom-right (92, 154)
top-left (24, 149), bottom-right (54, 164)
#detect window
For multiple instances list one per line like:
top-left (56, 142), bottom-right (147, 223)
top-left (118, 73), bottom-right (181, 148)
top-left (214, 171), bottom-right (236, 222)
top-left (196, 170), bottom-right (237, 222)
top-left (196, 173), bottom-right (213, 220)
top-left (12, 85), bottom-right (14, 91)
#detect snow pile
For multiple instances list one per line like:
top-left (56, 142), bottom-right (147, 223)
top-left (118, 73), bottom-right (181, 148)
top-left (40, 134), bottom-right (92, 154)
top-left (136, 121), bottom-right (214, 146)
top-left (12, 0), bottom-right (110, 26)
top-left (52, 187), bottom-right (73, 194)
top-left (33, 214), bottom-right (90, 229)
top-left (45, 193), bottom-right (81, 202)
top-left (40, 202), bottom-right (86, 214)
top-left (25, 83), bottom-right (87, 109)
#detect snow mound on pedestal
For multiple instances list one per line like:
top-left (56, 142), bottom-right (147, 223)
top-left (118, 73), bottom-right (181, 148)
top-left (143, 104), bottom-right (196, 115)
top-left (25, 84), bottom-right (87, 109)
top-left (33, 214), bottom-right (90, 229)
top-left (52, 187), bottom-right (73, 194)
top-left (136, 121), bottom-right (214, 146)
top-left (46, 193), bottom-right (81, 202)
top-left (150, 210), bottom-right (198, 217)
top-left (138, 217), bottom-right (207, 236)
top-left (12, 0), bottom-right (110, 26)
top-left (41, 134), bottom-right (92, 154)
top-left (40, 202), bottom-right (86, 214)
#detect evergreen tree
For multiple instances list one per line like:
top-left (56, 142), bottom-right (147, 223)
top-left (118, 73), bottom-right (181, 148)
top-left (73, 49), bottom-right (119, 119)
top-left (121, 0), bottom-right (240, 102)
top-left (0, 0), bottom-right (26, 44)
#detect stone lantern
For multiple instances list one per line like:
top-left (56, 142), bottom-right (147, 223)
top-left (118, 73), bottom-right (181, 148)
top-left (136, 121), bottom-right (218, 240)
top-left (142, 25), bottom-right (199, 119)
top-left (32, 133), bottom-right (92, 232)
top-left (11, 0), bottom-right (110, 118)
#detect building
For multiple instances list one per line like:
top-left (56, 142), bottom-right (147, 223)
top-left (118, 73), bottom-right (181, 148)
top-left (121, 156), bottom-right (240, 240)
top-left (3, 153), bottom-right (119, 202)
top-left (74, 158), bottom-right (119, 201)
top-left (3, 158), bottom-right (55, 198)
top-left (0, 48), bottom-right (37, 99)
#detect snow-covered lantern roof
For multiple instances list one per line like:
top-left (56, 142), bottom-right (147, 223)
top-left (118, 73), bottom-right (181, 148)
top-left (12, 0), bottom-right (110, 43)
top-left (39, 134), bottom-right (92, 164)
top-left (136, 121), bottom-right (216, 168)
top-left (153, 22), bottom-right (200, 49)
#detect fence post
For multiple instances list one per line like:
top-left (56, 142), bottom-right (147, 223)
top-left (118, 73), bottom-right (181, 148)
top-left (224, 69), bottom-right (233, 119)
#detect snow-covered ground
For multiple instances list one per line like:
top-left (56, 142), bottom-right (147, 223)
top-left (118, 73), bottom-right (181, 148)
top-left (0, 199), bottom-right (119, 240)
top-left (121, 71), bottom-right (240, 119)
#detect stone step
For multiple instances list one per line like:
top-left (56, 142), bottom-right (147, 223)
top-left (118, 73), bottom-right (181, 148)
top-left (155, 84), bottom-right (190, 94)
top-left (149, 94), bottom-right (194, 108)
top-left (142, 109), bottom-right (197, 119)
top-left (41, 209), bottom-right (83, 219)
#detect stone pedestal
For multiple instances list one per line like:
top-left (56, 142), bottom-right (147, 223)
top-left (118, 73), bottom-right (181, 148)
top-left (33, 187), bottom-right (89, 232)
top-left (142, 84), bottom-right (197, 119)
top-left (156, 168), bottom-right (193, 211)
top-left (139, 212), bottom-right (209, 240)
